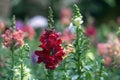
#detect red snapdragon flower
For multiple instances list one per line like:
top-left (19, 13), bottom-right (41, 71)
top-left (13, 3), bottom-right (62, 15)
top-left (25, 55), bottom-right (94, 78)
top-left (35, 29), bottom-right (65, 70)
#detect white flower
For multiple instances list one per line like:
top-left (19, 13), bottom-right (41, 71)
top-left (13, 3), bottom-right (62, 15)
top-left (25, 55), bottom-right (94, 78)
top-left (27, 16), bottom-right (48, 28)
top-left (13, 65), bottom-right (31, 80)
top-left (73, 17), bottom-right (83, 26)
top-left (68, 23), bottom-right (76, 34)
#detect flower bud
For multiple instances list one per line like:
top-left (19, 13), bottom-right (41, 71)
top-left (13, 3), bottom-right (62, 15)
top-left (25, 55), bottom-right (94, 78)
top-left (22, 44), bottom-right (30, 52)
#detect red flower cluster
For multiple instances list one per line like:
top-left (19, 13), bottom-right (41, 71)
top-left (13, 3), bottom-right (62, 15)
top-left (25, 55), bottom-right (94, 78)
top-left (35, 29), bottom-right (65, 70)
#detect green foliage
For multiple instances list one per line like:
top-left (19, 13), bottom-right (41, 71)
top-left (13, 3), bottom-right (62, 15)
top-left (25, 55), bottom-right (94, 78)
top-left (1, 3), bottom-right (120, 80)
top-left (116, 27), bottom-right (120, 35)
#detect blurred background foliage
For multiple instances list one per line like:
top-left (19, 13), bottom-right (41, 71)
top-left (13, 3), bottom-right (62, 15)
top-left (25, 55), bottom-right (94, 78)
top-left (1, 0), bottom-right (120, 80)
top-left (0, 0), bottom-right (120, 25)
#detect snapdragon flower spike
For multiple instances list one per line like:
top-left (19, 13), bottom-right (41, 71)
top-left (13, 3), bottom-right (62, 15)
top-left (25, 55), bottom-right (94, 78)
top-left (73, 4), bottom-right (83, 26)
top-left (1, 29), bottom-right (24, 48)
top-left (1, 15), bottom-right (24, 49)
top-left (35, 28), bottom-right (65, 70)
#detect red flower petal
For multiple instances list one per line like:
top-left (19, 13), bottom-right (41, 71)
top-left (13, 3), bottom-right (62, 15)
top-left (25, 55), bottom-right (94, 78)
top-left (34, 29), bottom-right (65, 69)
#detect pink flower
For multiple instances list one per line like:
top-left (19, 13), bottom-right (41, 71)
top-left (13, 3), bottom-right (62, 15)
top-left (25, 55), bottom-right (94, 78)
top-left (22, 25), bottom-right (36, 40)
top-left (61, 29), bottom-right (76, 44)
top-left (104, 57), bottom-right (111, 66)
top-left (12, 30), bottom-right (24, 46)
top-left (1, 29), bottom-right (24, 48)
top-left (60, 8), bottom-right (72, 18)
top-left (1, 29), bottom-right (12, 48)
top-left (117, 17), bottom-right (120, 25)
top-left (97, 43), bottom-right (107, 55)
top-left (60, 17), bottom-right (71, 26)
top-left (60, 8), bottom-right (72, 26)
top-left (0, 21), bottom-right (5, 34)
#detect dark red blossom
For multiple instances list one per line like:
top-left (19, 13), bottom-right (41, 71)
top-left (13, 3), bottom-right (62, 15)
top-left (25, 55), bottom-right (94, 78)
top-left (85, 25), bottom-right (96, 37)
top-left (35, 29), bottom-right (65, 70)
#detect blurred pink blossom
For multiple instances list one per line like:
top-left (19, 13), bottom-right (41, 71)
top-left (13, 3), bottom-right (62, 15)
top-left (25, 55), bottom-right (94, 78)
top-left (1, 29), bottom-right (12, 48)
top-left (16, 20), bottom-right (36, 40)
top-left (60, 8), bottom-right (72, 18)
top-left (97, 43), bottom-right (107, 55)
top-left (22, 25), bottom-right (36, 40)
top-left (104, 57), bottom-right (111, 66)
top-left (117, 17), bottom-right (120, 25)
top-left (60, 8), bottom-right (72, 26)
top-left (61, 29), bottom-right (76, 44)
top-left (61, 17), bottom-right (71, 26)
top-left (98, 34), bottom-right (120, 67)
top-left (0, 21), bottom-right (5, 34)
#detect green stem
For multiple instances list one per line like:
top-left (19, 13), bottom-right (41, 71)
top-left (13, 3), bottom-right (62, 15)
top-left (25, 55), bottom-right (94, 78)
top-left (99, 61), bottom-right (103, 80)
top-left (11, 47), bottom-right (14, 80)
top-left (21, 63), bottom-right (23, 80)
top-left (76, 26), bottom-right (81, 80)
top-left (77, 57), bottom-right (81, 80)
top-left (20, 48), bottom-right (23, 80)
top-left (63, 60), bottom-right (67, 80)
top-left (47, 69), bottom-right (54, 80)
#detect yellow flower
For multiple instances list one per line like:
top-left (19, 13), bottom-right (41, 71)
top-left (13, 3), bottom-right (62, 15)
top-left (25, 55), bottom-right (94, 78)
top-left (63, 44), bottom-right (75, 59)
